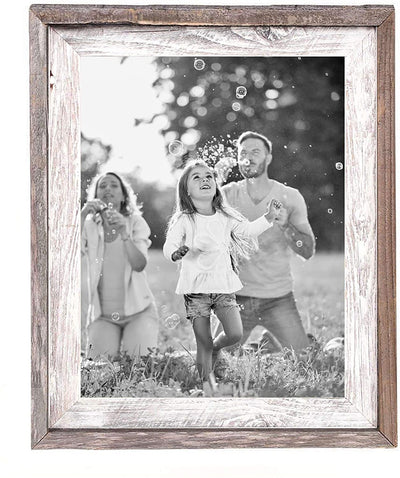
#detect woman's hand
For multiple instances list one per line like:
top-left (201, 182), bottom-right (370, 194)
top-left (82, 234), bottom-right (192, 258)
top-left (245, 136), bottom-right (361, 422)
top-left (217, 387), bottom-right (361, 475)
top-left (106, 209), bottom-right (129, 236)
top-left (171, 245), bottom-right (189, 262)
top-left (81, 199), bottom-right (107, 218)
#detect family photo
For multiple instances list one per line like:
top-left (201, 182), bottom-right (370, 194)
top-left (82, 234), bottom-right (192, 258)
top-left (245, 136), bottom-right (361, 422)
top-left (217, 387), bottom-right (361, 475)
top-left (80, 56), bottom-right (344, 398)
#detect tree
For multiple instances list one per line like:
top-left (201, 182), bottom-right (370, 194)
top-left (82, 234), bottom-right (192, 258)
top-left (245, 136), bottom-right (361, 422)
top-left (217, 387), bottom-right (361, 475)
top-left (81, 133), bottom-right (112, 205)
top-left (143, 57), bottom-right (344, 251)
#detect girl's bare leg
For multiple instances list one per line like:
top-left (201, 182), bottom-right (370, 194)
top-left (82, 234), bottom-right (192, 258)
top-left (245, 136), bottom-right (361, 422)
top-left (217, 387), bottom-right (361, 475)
top-left (192, 316), bottom-right (213, 381)
top-left (213, 306), bottom-right (243, 352)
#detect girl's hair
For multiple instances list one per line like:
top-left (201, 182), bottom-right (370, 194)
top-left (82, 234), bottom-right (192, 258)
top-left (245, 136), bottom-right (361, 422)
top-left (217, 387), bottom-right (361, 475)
top-left (86, 171), bottom-right (142, 217)
top-left (168, 160), bottom-right (258, 271)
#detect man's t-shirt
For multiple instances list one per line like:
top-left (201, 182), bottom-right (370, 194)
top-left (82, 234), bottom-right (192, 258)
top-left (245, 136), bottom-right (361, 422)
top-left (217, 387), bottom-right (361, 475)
top-left (222, 179), bottom-right (309, 298)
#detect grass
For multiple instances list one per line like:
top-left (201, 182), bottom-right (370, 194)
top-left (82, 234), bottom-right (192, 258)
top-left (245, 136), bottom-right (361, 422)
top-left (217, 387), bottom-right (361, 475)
top-left (81, 250), bottom-right (344, 398)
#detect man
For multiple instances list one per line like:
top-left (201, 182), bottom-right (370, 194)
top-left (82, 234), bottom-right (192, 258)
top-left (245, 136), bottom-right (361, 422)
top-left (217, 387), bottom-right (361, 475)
top-left (220, 131), bottom-right (316, 351)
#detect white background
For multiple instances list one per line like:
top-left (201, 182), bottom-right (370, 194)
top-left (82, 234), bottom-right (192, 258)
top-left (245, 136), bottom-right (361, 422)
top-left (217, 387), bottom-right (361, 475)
top-left (1, 0), bottom-right (399, 476)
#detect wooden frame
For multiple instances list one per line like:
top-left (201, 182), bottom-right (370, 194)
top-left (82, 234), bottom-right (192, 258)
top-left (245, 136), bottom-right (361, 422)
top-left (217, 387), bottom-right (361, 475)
top-left (30, 5), bottom-right (396, 449)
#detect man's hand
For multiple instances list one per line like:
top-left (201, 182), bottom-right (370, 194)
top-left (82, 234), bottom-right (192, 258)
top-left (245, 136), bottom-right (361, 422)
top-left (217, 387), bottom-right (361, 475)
top-left (171, 245), bottom-right (189, 262)
top-left (275, 206), bottom-right (289, 230)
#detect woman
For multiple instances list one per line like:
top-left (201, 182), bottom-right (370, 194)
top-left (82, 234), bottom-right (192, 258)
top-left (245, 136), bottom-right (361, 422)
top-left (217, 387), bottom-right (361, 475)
top-left (81, 172), bottom-right (159, 358)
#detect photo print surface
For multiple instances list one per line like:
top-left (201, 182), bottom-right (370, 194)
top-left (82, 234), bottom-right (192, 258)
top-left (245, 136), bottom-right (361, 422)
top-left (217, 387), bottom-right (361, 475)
top-left (80, 56), bottom-right (344, 398)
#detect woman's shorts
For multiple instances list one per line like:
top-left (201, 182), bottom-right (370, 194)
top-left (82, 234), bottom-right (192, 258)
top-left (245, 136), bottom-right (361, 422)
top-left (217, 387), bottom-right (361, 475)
top-left (98, 302), bottom-right (159, 328)
top-left (183, 292), bottom-right (238, 323)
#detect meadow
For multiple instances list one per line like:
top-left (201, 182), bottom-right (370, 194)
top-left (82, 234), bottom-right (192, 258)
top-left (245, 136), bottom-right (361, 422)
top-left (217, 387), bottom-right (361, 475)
top-left (81, 250), bottom-right (344, 398)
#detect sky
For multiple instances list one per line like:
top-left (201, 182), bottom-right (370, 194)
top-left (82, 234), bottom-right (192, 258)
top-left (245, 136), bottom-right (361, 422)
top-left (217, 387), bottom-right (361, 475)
top-left (80, 56), bottom-right (176, 185)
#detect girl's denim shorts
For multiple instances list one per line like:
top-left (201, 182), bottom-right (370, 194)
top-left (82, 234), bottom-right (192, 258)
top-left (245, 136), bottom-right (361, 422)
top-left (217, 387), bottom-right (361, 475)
top-left (183, 292), bottom-right (238, 323)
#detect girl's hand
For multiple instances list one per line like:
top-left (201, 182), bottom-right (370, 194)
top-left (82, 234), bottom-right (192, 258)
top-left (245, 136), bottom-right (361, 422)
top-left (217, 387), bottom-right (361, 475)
top-left (82, 199), bottom-right (107, 217)
top-left (265, 199), bottom-right (285, 224)
top-left (171, 245), bottom-right (189, 262)
top-left (105, 209), bottom-right (128, 235)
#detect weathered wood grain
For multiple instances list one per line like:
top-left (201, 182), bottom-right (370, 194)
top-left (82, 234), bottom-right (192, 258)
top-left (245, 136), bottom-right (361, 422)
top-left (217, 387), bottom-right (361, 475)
top-left (47, 24), bottom-right (378, 437)
top-left (377, 12), bottom-right (397, 447)
top-left (53, 398), bottom-right (372, 429)
top-left (48, 26), bottom-right (378, 432)
top-left (30, 5), bottom-right (394, 27)
top-left (30, 5), bottom-right (396, 449)
top-left (344, 28), bottom-right (377, 425)
top-left (30, 9), bottom-right (48, 449)
top-left (48, 27), bottom-right (81, 427)
top-left (36, 429), bottom-right (392, 449)
top-left (53, 25), bottom-right (371, 57)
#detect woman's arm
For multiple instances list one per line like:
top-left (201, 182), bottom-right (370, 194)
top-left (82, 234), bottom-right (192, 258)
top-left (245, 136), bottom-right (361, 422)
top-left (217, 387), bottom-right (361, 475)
top-left (120, 231), bottom-right (147, 272)
top-left (107, 212), bottom-right (148, 272)
top-left (81, 199), bottom-right (106, 234)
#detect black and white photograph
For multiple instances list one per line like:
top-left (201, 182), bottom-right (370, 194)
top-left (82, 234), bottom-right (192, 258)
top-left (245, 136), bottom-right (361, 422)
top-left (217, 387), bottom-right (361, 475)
top-left (80, 55), bottom-right (344, 398)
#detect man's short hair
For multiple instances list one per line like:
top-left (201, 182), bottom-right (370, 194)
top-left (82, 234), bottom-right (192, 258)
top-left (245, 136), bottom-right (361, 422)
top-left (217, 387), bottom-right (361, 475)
top-left (237, 131), bottom-right (272, 154)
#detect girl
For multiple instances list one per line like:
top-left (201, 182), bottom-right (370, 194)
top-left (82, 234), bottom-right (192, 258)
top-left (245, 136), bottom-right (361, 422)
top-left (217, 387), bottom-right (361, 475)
top-left (163, 160), bottom-right (282, 383)
top-left (81, 172), bottom-right (159, 359)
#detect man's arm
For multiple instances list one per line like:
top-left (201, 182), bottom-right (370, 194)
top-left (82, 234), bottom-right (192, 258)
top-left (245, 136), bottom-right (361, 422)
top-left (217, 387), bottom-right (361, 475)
top-left (280, 220), bottom-right (315, 260)
top-left (276, 192), bottom-right (315, 260)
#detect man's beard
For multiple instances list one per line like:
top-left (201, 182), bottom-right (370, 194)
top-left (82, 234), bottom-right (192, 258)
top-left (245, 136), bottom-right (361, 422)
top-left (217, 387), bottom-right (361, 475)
top-left (239, 160), bottom-right (266, 178)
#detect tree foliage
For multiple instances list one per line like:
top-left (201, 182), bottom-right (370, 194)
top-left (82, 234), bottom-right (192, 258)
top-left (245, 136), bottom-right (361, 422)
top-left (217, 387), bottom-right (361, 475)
top-left (149, 56), bottom-right (344, 250)
top-left (81, 133), bottom-right (112, 204)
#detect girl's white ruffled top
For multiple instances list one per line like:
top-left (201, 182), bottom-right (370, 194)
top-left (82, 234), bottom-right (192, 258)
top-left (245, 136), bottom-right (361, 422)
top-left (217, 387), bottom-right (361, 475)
top-left (163, 211), bottom-right (272, 294)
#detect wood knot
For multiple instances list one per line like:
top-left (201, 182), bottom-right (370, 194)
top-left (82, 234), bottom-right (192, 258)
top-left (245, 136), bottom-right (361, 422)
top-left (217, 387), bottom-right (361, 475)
top-left (256, 27), bottom-right (295, 41)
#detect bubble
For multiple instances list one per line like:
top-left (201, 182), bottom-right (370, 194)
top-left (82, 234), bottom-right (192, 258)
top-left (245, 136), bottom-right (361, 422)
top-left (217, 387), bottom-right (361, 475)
top-left (193, 59), bottom-right (205, 71)
top-left (168, 140), bottom-right (184, 156)
top-left (111, 312), bottom-right (120, 322)
top-left (335, 162), bottom-right (343, 170)
top-left (296, 240), bottom-right (303, 247)
top-left (232, 139), bottom-right (238, 147)
top-left (236, 86), bottom-right (247, 99)
top-left (232, 102), bottom-right (241, 112)
top-left (331, 91), bottom-right (340, 101)
top-left (107, 202), bottom-right (113, 209)
top-left (164, 313), bottom-right (181, 329)
top-left (111, 229), bottom-right (116, 234)
top-left (328, 209), bottom-right (333, 214)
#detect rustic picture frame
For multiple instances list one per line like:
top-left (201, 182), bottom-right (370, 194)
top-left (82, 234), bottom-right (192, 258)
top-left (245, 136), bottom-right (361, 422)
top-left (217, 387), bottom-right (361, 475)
top-left (30, 4), bottom-right (396, 449)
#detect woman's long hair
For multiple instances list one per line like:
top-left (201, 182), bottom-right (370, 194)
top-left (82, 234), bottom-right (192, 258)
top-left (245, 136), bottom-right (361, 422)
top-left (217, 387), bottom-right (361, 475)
top-left (86, 171), bottom-right (142, 217)
top-left (168, 160), bottom-right (258, 271)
